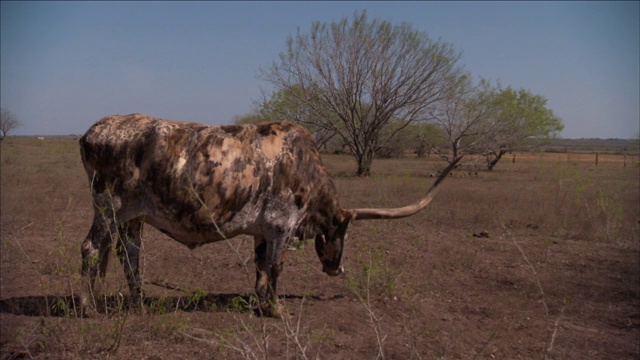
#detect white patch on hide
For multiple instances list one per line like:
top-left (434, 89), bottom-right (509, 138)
top-left (175, 152), bottom-right (187, 173)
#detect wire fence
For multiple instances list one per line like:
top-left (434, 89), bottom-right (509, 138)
top-left (511, 151), bottom-right (640, 168)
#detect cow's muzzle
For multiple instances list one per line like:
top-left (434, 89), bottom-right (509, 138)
top-left (323, 265), bottom-right (344, 276)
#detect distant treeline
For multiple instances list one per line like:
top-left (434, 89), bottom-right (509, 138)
top-left (9, 134), bottom-right (639, 155)
top-left (539, 138), bottom-right (639, 154)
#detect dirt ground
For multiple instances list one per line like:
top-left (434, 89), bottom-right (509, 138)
top-left (1, 137), bottom-right (639, 359)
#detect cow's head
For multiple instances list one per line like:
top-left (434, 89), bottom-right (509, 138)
top-left (315, 210), bottom-right (352, 276)
top-left (314, 156), bottom-right (463, 276)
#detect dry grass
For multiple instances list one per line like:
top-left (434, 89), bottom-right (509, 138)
top-left (1, 137), bottom-right (639, 359)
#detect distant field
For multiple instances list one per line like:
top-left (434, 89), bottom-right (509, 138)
top-left (1, 137), bottom-right (638, 359)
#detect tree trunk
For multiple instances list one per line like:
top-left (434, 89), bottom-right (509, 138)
top-left (487, 149), bottom-right (509, 171)
top-left (355, 148), bottom-right (375, 177)
top-left (450, 142), bottom-right (460, 166)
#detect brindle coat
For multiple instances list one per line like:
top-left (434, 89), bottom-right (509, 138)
top-left (79, 114), bottom-right (350, 317)
top-left (80, 113), bottom-right (460, 317)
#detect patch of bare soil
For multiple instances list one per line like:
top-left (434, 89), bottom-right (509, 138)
top-left (1, 139), bottom-right (639, 359)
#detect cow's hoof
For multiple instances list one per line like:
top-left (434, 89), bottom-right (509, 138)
top-left (79, 306), bottom-right (98, 318)
top-left (257, 303), bottom-right (288, 319)
top-left (270, 304), bottom-right (291, 320)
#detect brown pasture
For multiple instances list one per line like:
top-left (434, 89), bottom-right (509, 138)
top-left (1, 137), bottom-right (639, 359)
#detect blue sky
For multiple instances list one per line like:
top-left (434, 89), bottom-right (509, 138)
top-left (1, 1), bottom-right (638, 139)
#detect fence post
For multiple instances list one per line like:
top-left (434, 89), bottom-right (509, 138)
top-left (595, 153), bottom-right (599, 166)
top-left (512, 153), bottom-right (516, 163)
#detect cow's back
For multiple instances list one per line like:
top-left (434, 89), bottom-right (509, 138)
top-left (79, 114), bottom-right (340, 244)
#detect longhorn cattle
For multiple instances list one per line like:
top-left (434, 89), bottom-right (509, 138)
top-left (79, 113), bottom-right (461, 317)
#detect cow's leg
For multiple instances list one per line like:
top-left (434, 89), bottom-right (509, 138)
top-left (80, 198), bottom-right (118, 316)
top-left (116, 219), bottom-right (144, 310)
top-left (254, 235), bottom-right (287, 317)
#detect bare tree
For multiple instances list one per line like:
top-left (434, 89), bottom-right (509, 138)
top-left (0, 108), bottom-right (22, 140)
top-left (427, 77), bottom-right (497, 164)
top-left (426, 79), bottom-right (563, 170)
top-left (261, 10), bottom-right (463, 176)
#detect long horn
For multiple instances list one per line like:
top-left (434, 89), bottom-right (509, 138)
top-left (349, 156), bottom-right (463, 220)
